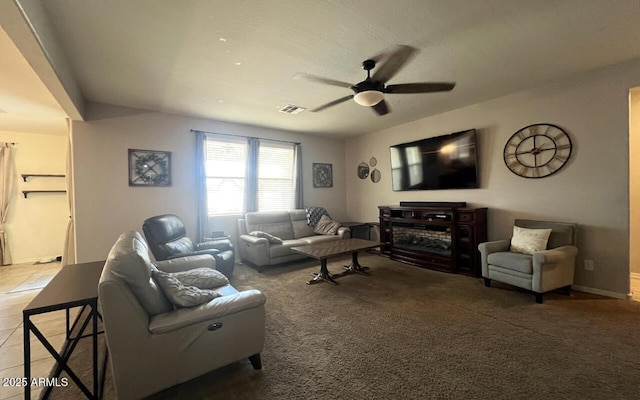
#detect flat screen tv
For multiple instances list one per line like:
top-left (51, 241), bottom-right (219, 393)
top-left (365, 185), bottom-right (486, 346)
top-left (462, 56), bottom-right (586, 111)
top-left (390, 129), bottom-right (479, 191)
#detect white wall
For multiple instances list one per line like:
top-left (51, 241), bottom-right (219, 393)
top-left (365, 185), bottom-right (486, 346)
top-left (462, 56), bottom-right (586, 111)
top-left (0, 131), bottom-right (68, 263)
top-left (71, 104), bottom-right (346, 262)
top-left (346, 58), bottom-right (640, 297)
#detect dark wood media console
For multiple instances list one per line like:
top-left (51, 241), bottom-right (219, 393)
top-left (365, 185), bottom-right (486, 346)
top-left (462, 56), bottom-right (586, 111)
top-left (379, 205), bottom-right (487, 277)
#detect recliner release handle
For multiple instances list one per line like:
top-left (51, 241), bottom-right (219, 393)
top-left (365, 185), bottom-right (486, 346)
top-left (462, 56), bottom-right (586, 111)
top-left (207, 322), bottom-right (223, 331)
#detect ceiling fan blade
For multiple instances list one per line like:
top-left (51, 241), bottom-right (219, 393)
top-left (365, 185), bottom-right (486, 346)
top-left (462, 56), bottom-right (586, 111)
top-left (311, 95), bottom-right (354, 112)
top-left (371, 45), bottom-right (418, 84)
top-left (367, 49), bottom-right (390, 64)
top-left (294, 73), bottom-right (353, 89)
top-left (372, 99), bottom-right (390, 116)
top-left (385, 82), bottom-right (455, 94)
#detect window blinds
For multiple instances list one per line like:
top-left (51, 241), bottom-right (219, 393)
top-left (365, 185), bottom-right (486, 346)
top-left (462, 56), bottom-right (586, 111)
top-left (258, 143), bottom-right (294, 211)
top-left (203, 137), bottom-right (295, 215)
top-left (204, 139), bottom-right (247, 215)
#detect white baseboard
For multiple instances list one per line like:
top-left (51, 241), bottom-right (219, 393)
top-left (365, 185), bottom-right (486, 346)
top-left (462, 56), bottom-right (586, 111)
top-left (629, 273), bottom-right (640, 300)
top-left (572, 285), bottom-right (628, 300)
top-left (14, 256), bottom-right (60, 265)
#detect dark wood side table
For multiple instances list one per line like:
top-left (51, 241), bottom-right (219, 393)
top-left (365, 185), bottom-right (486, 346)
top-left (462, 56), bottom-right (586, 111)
top-left (23, 261), bottom-right (106, 400)
top-left (204, 234), bottom-right (231, 241)
top-left (340, 222), bottom-right (372, 240)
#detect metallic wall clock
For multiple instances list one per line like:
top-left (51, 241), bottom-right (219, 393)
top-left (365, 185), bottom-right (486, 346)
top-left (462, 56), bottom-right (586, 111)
top-left (503, 123), bottom-right (572, 178)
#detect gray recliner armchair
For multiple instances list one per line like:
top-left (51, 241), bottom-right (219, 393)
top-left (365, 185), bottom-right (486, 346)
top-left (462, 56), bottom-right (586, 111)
top-left (478, 219), bottom-right (578, 303)
top-left (143, 214), bottom-right (235, 277)
top-left (99, 231), bottom-right (266, 399)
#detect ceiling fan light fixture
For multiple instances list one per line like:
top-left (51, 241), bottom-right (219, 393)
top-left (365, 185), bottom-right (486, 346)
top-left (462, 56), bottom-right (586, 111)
top-left (354, 90), bottom-right (384, 107)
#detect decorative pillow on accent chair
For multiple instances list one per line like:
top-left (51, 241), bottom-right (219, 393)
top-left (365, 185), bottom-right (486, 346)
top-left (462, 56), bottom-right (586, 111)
top-left (169, 267), bottom-right (229, 289)
top-left (510, 226), bottom-right (552, 255)
top-left (306, 206), bottom-right (329, 227)
top-left (249, 231), bottom-right (284, 244)
top-left (152, 269), bottom-right (221, 308)
top-left (314, 215), bottom-right (341, 235)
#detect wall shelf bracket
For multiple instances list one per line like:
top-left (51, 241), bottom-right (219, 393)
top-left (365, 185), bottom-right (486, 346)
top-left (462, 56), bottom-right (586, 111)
top-left (22, 190), bottom-right (67, 199)
top-left (21, 174), bottom-right (65, 182)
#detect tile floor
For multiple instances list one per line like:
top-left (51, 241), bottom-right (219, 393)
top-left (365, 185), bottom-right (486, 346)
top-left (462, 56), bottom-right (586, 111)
top-left (0, 261), bottom-right (64, 400)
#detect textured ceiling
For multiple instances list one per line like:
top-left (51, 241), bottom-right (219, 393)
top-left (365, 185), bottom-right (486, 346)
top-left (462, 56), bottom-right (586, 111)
top-left (2, 0), bottom-right (640, 137)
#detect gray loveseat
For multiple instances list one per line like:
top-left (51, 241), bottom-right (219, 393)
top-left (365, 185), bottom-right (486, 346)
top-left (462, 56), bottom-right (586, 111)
top-left (237, 210), bottom-right (350, 269)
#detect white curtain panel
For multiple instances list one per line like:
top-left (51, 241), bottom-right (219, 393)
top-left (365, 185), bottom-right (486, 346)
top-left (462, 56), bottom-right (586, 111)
top-left (0, 143), bottom-right (16, 265)
top-left (62, 127), bottom-right (76, 266)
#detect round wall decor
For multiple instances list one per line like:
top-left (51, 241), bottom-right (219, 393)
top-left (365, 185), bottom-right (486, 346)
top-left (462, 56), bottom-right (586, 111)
top-left (357, 162), bottom-right (370, 179)
top-left (503, 123), bottom-right (572, 178)
top-left (370, 168), bottom-right (381, 183)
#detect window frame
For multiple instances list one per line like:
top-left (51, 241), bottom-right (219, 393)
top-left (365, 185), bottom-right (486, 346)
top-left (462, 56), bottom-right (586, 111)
top-left (203, 135), bottom-right (298, 216)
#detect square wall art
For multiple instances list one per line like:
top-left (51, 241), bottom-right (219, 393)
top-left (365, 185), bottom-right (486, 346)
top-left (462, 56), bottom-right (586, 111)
top-left (312, 163), bottom-right (333, 188)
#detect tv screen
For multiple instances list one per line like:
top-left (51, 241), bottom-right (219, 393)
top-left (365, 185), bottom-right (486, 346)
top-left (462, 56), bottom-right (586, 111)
top-left (390, 129), bottom-right (479, 191)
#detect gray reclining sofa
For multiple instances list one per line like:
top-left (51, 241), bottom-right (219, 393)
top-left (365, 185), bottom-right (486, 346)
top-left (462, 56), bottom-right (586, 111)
top-left (237, 210), bottom-right (350, 269)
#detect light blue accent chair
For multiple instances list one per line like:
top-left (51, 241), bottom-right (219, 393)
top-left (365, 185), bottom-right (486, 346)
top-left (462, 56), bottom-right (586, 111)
top-left (478, 219), bottom-right (578, 303)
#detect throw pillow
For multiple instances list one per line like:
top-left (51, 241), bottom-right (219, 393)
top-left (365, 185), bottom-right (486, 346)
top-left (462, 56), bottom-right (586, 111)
top-left (314, 214), bottom-right (341, 235)
top-left (510, 226), bottom-right (552, 255)
top-left (249, 231), bottom-right (284, 244)
top-left (306, 206), bottom-right (329, 227)
top-left (152, 269), bottom-right (221, 308)
top-left (170, 267), bottom-right (229, 289)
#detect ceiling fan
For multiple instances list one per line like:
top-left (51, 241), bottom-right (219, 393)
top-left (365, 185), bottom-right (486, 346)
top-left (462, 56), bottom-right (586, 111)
top-left (296, 45), bottom-right (455, 116)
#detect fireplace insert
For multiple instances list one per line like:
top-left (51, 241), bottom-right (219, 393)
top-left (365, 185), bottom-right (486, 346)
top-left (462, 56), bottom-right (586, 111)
top-left (392, 222), bottom-right (452, 256)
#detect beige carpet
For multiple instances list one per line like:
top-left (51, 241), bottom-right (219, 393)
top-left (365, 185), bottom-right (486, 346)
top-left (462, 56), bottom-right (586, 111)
top-left (49, 253), bottom-right (640, 399)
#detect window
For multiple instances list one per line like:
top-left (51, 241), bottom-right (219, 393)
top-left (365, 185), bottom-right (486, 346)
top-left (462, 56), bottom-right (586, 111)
top-left (258, 143), bottom-right (295, 212)
top-left (203, 136), bottom-right (297, 215)
top-left (204, 138), bottom-right (247, 215)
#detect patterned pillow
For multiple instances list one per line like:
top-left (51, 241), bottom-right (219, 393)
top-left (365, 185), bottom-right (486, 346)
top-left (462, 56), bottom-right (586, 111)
top-left (314, 215), bottom-right (341, 235)
top-left (170, 267), bottom-right (229, 289)
top-left (306, 206), bottom-right (329, 227)
top-left (249, 231), bottom-right (284, 244)
top-left (152, 269), bottom-right (221, 308)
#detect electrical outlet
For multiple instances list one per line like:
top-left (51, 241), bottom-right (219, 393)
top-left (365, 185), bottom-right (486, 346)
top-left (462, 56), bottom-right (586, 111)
top-left (584, 260), bottom-right (594, 271)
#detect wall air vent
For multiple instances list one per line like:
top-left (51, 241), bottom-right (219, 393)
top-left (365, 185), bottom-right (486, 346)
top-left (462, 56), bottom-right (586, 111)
top-left (279, 105), bottom-right (306, 114)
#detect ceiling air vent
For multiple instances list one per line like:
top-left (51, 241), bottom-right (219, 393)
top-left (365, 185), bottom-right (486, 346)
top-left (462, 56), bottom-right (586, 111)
top-left (278, 105), bottom-right (306, 114)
